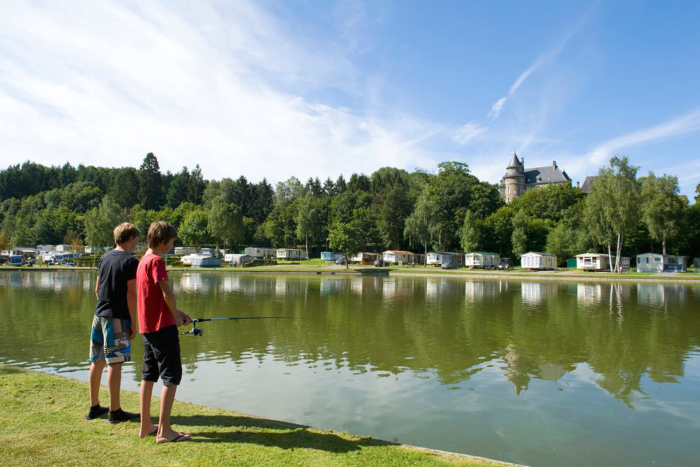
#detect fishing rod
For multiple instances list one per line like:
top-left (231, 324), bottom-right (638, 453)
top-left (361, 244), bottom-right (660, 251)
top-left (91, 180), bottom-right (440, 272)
top-left (181, 317), bottom-right (293, 337)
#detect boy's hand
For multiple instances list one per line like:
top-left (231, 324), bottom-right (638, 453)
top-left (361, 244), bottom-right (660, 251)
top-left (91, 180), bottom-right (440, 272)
top-left (129, 326), bottom-right (137, 340)
top-left (175, 309), bottom-right (192, 327)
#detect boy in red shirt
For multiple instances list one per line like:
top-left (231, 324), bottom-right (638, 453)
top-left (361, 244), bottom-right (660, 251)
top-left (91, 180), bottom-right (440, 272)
top-left (137, 221), bottom-right (193, 442)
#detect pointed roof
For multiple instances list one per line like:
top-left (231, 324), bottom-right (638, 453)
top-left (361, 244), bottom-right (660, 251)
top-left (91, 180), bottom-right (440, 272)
top-left (507, 152), bottom-right (523, 169)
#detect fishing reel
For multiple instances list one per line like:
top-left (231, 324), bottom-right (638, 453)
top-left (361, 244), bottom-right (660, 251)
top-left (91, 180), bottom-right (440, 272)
top-left (182, 322), bottom-right (204, 337)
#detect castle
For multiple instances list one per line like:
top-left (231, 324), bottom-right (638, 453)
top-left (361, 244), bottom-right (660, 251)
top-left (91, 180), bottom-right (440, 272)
top-left (499, 153), bottom-right (571, 203)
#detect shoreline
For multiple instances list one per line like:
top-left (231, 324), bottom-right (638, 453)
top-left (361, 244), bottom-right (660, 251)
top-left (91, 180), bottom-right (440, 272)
top-left (0, 364), bottom-right (519, 466)
top-left (2, 264), bottom-right (699, 284)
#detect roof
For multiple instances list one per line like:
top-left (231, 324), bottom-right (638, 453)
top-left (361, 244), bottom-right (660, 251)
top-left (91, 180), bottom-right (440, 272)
top-left (465, 251), bottom-right (499, 255)
top-left (638, 253), bottom-right (686, 258)
top-left (383, 250), bottom-right (416, 254)
top-left (507, 152), bottom-right (523, 169)
top-left (581, 176), bottom-right (597, 194)
top-left (522, 252), bottom-right (556, 256)
top-left (523, 165), bottom-right (571, 185)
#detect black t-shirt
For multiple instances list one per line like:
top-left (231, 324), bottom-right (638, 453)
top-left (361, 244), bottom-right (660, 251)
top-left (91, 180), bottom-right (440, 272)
top-left (95, 250), bottom-right (139, 320)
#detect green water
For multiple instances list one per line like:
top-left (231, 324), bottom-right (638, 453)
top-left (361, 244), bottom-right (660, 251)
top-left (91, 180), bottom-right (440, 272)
top-left (1, 271), bottom-right (699, 466)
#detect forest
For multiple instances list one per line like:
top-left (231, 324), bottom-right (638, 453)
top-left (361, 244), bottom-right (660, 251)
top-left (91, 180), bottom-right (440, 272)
top-left (1, 153), bottom-right (699, 265)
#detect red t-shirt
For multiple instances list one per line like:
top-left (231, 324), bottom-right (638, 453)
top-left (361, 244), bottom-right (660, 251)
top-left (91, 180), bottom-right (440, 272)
top-left (137, 253), bottom-right (175, 333)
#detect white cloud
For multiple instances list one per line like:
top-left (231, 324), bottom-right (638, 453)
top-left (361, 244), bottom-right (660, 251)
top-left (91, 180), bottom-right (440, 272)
top-left (584, 110), bottom-right (700, 165)
top-left (0, 0), bottom-right (438, 183)
top-left (487, 8), bottom-right (591, 121)
top-left (453, 122), bottom-right (486, 145)
top-left (487, 98), bottom-right (507, 120)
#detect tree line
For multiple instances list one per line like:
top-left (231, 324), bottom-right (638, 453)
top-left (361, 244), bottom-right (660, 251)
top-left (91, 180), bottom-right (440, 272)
top-left (1, 153), bottom-right (698, 265)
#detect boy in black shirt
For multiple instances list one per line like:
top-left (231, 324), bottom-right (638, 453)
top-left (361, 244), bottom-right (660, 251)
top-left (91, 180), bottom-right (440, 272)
top-left (86, 223), bottom-right (141, 424)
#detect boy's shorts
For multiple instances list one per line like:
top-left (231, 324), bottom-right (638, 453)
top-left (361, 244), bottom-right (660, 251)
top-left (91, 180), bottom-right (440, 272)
top-left (89, 316), bottom-right (132, 364)
top-left (142, 325), bottom-right (182, 386)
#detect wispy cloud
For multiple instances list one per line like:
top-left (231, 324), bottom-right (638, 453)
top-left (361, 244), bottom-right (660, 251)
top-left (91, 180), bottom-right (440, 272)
top-left (487, 98), bottom-right (507, 120)
top-left (487, 7), bottom-right (592, 121)
top-left (453, 122), bottom-right (486, 145)
top-left (585, 109), bottom-right (700, 165)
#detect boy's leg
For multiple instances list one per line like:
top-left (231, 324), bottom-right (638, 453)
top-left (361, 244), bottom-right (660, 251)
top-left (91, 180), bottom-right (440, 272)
top-left (156, 384), bottom-right (179, 441)
top-left (88, 359), bottom-right (105, 406)
top-left (86, 316), bottom-right (109, 419)
top-left (150, 326), bottom-right (191, 443)
top-left (140, 333), bottom-right (159, 437)
top-left (106, 362), bottom-right (122, 411)
top-left (156, 384), bottom-right (191, 443)
top-left (139, 380), bottom-right (158, 437)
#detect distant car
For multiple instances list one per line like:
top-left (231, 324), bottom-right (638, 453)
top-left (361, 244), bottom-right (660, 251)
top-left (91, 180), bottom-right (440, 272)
top-left (498, 258), bottom-right (514, 270)
top-left (335, 256), bottom-right (346, 265)
top-left (374, 259), bottom-right (385, 267)
top-left (441, 262), bottom-right (457, 269)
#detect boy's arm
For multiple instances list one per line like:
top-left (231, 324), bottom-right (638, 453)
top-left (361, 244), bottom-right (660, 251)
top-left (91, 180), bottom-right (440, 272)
top-left (126, 279), bottom-right (137, 339)
top-left (94, 276), bottom-right (100, 300)
top-left (157, 280), bottom-right (192, 327)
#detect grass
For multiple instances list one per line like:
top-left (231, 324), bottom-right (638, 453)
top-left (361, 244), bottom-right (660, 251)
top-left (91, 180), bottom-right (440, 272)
top-left (0, 364), bottom-right (507, 467)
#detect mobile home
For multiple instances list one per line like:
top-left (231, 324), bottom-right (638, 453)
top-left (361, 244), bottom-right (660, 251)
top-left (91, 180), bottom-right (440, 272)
top-left (174, 246), bottom-right (197, 255)
top-left (636, 253), bottom-right (687, 273)
top-left (427, 252), bottom-right (465, 267)
top-left (277, 248), bottom-right (308, 260)
top-left (577, 253), bottom-right (631, 272)
top-left (321, 251), bottom-right (344, 262)
top-left (350, 252), bottom-right (381, 264)
top-left (224, 254), bottom-right (253, 265)
top-left (190, 255), bottom-right (221, 268)
top-left (521, 252), bottom-right (557, 270)
top-left (383, 250), bottom-right (418, 266)
top-left (464, 252), bottom-right (500, 269)
top-left (244, 247), bottom-right (277, 259)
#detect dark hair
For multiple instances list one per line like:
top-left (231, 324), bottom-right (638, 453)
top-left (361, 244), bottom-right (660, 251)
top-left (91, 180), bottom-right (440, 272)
top-left (146, 221), bottom-right (178, 248)
top-left (113, 223), bottom-right (140, 246)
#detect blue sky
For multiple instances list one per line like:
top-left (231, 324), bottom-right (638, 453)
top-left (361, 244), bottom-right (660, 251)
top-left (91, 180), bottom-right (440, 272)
top-left (1, 0), bottom-right (699, 198)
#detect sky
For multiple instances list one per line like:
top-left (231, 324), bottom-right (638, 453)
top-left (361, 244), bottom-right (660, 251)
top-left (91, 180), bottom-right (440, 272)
top-left (1, 0), bottom-right (699, 199)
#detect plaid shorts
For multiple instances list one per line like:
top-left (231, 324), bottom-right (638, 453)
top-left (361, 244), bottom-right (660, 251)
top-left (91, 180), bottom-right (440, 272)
top-left (89, 316), bottom-right (132, 364)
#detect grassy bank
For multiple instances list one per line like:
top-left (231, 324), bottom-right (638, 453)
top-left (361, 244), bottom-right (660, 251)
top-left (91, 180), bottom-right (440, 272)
top-left (0, 365), bottom-right (509, 467)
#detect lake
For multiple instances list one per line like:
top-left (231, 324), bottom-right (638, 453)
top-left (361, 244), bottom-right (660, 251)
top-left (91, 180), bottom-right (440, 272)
top-left (1, 270), bottom-right (699, 466)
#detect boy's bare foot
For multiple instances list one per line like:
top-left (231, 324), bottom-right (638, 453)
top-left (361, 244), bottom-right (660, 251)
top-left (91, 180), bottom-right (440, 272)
top-left (156, 431), bottom-right (192, 443)
top-left (139, 424), bottom-right (159, 438)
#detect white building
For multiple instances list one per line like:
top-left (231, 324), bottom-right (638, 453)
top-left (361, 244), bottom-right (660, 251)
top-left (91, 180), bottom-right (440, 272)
top-left (636, 253), bottom-right (687, 273)
top-left (577, 253), bottom-right (630, 272)
top-left (277, 248), bottom-right (308, 260)
top-left (190, 255), bottom-right (221, 268)
top-left (224, 254), bottom-right (253, 265)
top-left (464, 252), bottom-right (500, 269)
top-left (350, 252), bottom-right (381, 264)
top-left (383, 250), bottom-right (418, 265)
top-left (521, 252), bottom-right (557, 270)
top-left (174, 247), bottom-right (197, 255)
top-left (244, 247), bottom-right (277, 259)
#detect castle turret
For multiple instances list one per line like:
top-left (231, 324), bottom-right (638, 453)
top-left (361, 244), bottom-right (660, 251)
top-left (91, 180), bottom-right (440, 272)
top-left (500, 152), bottom-right (526, 203)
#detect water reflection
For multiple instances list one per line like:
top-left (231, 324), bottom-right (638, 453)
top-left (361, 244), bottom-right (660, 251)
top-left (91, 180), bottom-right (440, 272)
top-left (1, 271), bottom-right (700, 467)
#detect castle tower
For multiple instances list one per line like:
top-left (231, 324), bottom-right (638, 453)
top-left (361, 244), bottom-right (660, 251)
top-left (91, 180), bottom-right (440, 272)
top-left (500, 152), bottom-right (525, 203)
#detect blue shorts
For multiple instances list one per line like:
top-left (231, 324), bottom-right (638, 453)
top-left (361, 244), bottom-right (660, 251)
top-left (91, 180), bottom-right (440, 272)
top-left (89, 316), bottom-right (132, 364)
